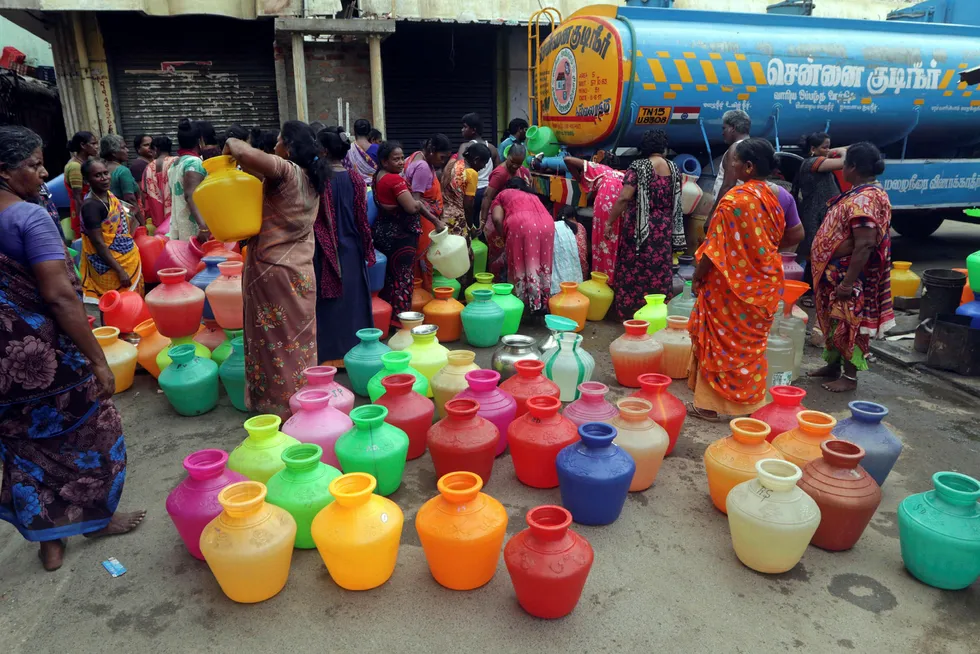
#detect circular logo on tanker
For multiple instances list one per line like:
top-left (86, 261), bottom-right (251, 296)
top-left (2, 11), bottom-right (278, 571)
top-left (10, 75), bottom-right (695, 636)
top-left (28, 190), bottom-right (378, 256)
top-left (551, 48), bottom-right (577, 116)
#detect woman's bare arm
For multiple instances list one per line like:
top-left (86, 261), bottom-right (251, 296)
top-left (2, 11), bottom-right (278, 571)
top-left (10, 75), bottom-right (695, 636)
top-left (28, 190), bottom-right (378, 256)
top-left (605, 183), bottom-right (636, 236)
top-left (223, 137), bottom-right (281, 181)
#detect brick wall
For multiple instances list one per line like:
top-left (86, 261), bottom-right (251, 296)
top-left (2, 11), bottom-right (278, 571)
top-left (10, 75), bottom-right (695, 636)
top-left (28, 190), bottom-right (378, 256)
top-left (282, 39), bottom-right (373, 129)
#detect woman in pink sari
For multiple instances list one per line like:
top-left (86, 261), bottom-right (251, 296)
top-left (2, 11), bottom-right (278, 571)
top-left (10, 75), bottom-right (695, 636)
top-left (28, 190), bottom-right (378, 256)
top-left (565, 156), bottom-right (624, 281)
top-left (486, 178), bottom-right (555, 312)
top-left (141, 136), bottom-right (175, 234)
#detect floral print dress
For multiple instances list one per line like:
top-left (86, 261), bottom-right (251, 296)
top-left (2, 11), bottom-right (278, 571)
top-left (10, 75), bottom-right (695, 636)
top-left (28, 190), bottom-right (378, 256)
top-left (612, 168), bottom-right (676, 319)
top-left (580, 161), bottom-right (624, 281)
top-left (243, 158), bottom-right (319, 417)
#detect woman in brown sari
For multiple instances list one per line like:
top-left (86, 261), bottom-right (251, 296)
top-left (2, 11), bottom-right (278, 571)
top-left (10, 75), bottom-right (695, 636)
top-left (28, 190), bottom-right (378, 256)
top-left (223, 121), bottom-right (324, 417)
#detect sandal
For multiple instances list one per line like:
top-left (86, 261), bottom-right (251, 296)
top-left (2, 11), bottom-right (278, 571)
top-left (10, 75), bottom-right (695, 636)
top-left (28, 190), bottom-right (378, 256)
top-left (800, 296), bottom-right (815, 308)
top-left (686, 402), bottom-right (728, 423)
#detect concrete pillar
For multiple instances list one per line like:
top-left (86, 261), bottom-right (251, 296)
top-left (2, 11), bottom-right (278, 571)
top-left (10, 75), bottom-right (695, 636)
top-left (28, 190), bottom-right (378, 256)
top-left (274, 40), bottom-right (291, 122)
top-left (71, 12), bottom-right (99, 132)
top-left (291, 33), bottom-right (308, 122)
top-left (368, 35), bottom-right (385, 136)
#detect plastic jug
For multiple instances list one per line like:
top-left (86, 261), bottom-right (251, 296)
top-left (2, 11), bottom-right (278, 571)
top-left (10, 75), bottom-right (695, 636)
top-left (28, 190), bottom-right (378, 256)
top-left (765, 329), bottom-right (794, 393)
top-left (415, 471), bottom-right (508, 590)
top-left (93, 326), bottom-right (137, 394)
top-left (453, 370), bottom-right (517, 457)
top-left (544, 332), bottom-right (595, 401)
top-left (726, 459), bottom-right (820, 574)
top-left (228, 415), bottom-right (301, 484)
top-left (609, 319), bottom-right (664, 388)
top-left (890, 261), bottom-right (921, 298)
top-left (666, 281), bottom-right (695, 319)
top-left (165, 449), bottom-right (247, 560)
top-left (504, 505), bottom-right (594, 619)
top-left (578, 272), bottom-right (614, 321)
top-left (265, 444), bottom-right (342, 549)
top-left (426, 398), bottom-right (499, 484)
top-left (609, 398), bottom-right (669, 492)
top-left (776, 306), bottom-right (807, 380)
top-left (704, 418), bottom-right (780, 514)
top-left (199, 481), bottom-right (297, 603)
top-left (334, 405), bottom-right (410, 496)
top-left (423, 288), bottom-right (464, 342)
top-left (145, 267), bottom-right (206, 338)
top-left (98, 290), bottom-right (150, 334)
top-left (281, 389), bottom-right (352, 468)
top-left (548, 282), bottom-right (590, 332)
top-left (652, 316), bottom-right (692, 379)
top-left (404, 325), bottom-right (448, 397)
top-left (427, 228), bottom-right (470, 279)
top-left (490, 283), bottom-right (525, 335)
top-left (133, 318), bottom-right (170, 379)
top-left (195, 155), bottom-right (263, 242)
top-left (633, 294), bottom-right (668, 334)
top-left (461, 289), bottom-right (505, 347)
top-left (508, 396), bottom-right (579, 489)
top-left (375, 374), bottom-right (436, 461)
top-left (499, 359), bottom-right (560, 417)
top-left (158, 344), bottom-right (219, 416)
top-left (205, 261), bottom-right (243, 330)
top-left (310, 473), bottom-right (404, 590)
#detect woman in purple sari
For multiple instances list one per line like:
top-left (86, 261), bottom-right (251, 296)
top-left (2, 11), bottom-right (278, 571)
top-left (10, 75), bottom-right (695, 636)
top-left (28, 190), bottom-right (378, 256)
top-left (0, 126), bottom-right (144, 571)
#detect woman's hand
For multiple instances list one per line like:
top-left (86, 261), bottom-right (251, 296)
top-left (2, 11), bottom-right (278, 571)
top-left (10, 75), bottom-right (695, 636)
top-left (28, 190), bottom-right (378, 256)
top-left (93, 362), bottom-right (116, 400)
top-left (117, 271), bottom-right (132, 290)
top-left (835, 282), bottom-right (854, 300)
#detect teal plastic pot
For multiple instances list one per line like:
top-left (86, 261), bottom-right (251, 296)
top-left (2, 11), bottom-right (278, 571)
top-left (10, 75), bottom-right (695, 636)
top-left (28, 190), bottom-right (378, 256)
top-left (158, 344), bottom-right (220, 416)
top-left (212, 328), bottom-right (243, 366)
top-left (897, 471), bottom-right (980, 590)
top-left (461, 289), bottom-right (505, 348)
top-left (491, 283), bottom-right (525, 336)
top-left (344, 328), bottom-right (391, 397)
top-left (265, 444), bottom-right (342, 549)
top-left (367, 351), bottom-right (429, 402)
top-left (219, 336), bottom-right (247, 412)
top-left (334, 405), bottom-right (410, 496)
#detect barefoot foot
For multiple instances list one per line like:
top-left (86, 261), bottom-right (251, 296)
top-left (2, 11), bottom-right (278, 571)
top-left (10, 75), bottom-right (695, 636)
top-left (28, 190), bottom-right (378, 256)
top-left (83, 510), bottom-right (147, 538)
top-left (823, 376), bottom-right (857, 393)
top-left (38, 539), bottom-right (66, 572)
top-left (808, 364), bottom-right (841, 379)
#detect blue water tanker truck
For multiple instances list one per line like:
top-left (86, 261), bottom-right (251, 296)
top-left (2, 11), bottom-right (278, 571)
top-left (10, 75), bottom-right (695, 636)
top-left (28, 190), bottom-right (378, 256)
top-left (530, 1), bottom-right (980, 237)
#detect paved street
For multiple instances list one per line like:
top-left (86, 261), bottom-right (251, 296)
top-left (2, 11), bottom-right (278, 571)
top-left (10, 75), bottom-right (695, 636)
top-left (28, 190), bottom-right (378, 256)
top-left (2, 274), bottom-right (979, 653)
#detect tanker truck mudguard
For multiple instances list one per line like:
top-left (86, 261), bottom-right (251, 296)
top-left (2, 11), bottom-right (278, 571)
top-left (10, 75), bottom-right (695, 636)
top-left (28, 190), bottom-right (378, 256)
top-left (531, 3), bottom-right (980, 237)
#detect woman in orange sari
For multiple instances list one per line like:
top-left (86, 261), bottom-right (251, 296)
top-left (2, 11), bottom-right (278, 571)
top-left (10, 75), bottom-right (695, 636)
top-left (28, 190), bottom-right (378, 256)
top-left (809, 143), bottom-right (895, 393)
top-left (688, 139), bottom-right (785, 420)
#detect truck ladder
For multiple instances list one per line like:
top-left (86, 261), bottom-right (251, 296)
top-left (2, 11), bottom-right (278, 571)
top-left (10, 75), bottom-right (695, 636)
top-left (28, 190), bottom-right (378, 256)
top-left (527, 7), bottom-right (563, 125)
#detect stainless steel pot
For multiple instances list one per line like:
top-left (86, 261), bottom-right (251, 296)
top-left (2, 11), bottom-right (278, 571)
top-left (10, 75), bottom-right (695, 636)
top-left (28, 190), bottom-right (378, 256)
top-left (491, 334), bottom-right (542, 380)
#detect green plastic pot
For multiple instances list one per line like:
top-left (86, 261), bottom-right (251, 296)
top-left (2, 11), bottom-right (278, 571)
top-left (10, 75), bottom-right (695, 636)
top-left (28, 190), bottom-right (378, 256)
top-left (265, 444), bottom-right (342, 549)
top-left (461, 289), bottom-right (505, 348)
top-left (367, 350), bottom-right (429, 402)
top-left (491, 283), bottom-right (524, 335)
top-left (158, 343), bottom-right (219, 416)
top-left (212, 329), bottom-right (243, 365)
top-left (334, 405), bottom-right (409, 496)
top-left (219, 336), bottom-right (247, 412)
top-left (471, 239), bottom-right (488, 275)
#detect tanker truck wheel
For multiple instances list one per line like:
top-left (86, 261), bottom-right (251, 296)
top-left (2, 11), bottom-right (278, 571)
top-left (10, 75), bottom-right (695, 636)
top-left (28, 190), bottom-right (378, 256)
top-left (891, 212), bottom-right (944, 239)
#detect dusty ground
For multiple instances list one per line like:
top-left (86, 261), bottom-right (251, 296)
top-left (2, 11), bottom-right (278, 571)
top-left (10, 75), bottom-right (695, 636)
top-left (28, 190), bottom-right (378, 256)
top-left (2, 222), bottom-right (979, 653)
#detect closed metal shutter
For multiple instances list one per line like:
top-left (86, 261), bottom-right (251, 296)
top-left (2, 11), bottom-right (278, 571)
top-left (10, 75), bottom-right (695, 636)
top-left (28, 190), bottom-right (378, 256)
top-left (382, 22), bottom-right (497, 152)
top-left (100, 13), bottom-right (280, 150)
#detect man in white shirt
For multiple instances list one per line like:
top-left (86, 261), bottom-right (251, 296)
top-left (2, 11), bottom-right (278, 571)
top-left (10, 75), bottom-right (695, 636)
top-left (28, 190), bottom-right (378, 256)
top-left (709, 109), bottom-right (751, 222)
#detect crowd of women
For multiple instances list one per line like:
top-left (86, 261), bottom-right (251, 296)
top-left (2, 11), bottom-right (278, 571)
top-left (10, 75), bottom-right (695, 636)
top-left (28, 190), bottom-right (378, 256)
top-left (0, 107), bottom-right (896, 570)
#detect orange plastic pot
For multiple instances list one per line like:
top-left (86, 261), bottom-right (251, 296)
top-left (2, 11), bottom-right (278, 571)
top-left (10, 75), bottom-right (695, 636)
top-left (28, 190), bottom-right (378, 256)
top-left (415, 471), bottom-right (508, 590)
top-left (704, 418), bottom-right (782, 514)
top-left (411, 278), bottom-right (433, 314)
top-left (772, 410), bottom-right (838, 468)
top-left (134, 318), bottom-right (170, 378)
top-left (548, 282), bottom-right (590, 332)
top-left (423, 286), bottom-right (464, 342)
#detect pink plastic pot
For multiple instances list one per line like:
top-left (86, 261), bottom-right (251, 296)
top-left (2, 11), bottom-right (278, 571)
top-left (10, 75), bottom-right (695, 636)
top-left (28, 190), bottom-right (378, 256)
top-left (453, 369), bottom-right (517, 456)
top-left (165, 449), bottom-right (247, 560)
top-left (156, 236), bottom-right (204, 281)
top-left (289, 366), bottom-right (355, 416)
top-left (563, 382), bottom-right (618, 426)
top-left (281, 389), bottom-right (353, 467)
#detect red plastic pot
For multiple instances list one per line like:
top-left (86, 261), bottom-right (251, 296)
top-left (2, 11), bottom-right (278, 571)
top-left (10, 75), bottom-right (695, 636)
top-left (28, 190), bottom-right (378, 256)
top-left (508, 396), bottom-right (579, 489)
top-left (427, 398), bottom-right (499, 484)
top-left (193, 239), bottom-right (242, 274)
top-left (799, 439), bottom-right (882, 551)
top-left (372, 292), bottom-right (392, 336)
top-left (98, 289), bottom-right (151, 333)
top-left (375, 373), bottom-right (435, 460)
top-left (144, 267), bottom-right (206, 338)
top-left (133, 225), bottom-right (168, 284)
top-left (751, 386), bottom-right (808, 442)
top-left (504, 505), bottom-right (594, 619)
top-left (499, 360), bottom-right (560, 418)
top-left (630, 373), bottom-right (685, 455)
